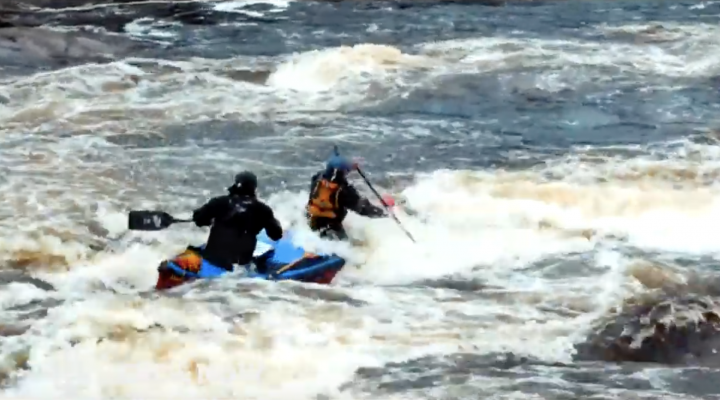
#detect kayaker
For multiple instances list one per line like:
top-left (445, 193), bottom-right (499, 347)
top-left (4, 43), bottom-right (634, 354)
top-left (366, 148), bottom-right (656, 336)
top-left (192, 171), bottom-right (283, 270)
top-left (306, 155), bottom-right (393, 240)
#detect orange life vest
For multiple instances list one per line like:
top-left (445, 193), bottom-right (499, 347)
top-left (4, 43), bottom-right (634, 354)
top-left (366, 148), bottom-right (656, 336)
top-left (307, 179), bottom-right (342, 219)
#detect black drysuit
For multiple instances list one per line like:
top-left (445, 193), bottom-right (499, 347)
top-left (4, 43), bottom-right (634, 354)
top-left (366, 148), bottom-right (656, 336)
top-left (192, 192), bottom-right (283, 270)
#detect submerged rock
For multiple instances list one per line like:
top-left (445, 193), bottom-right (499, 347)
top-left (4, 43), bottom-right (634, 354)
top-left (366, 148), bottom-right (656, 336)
top-left (0, 270), bottom-right (55, 291)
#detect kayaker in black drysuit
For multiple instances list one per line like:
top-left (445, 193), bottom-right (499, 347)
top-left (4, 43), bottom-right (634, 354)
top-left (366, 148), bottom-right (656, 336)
top-left (192, 171), bottom-right (283, 271)
top-left (306, 155), bottom-right (392, 240)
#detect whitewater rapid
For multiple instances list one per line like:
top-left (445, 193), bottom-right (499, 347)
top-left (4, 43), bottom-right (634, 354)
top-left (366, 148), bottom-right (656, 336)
top-left (1, 0), bottom-right (720, 399)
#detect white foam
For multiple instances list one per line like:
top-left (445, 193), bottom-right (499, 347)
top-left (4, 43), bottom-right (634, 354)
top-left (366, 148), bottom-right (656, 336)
top-left (214, 0), bottom-right (292, 14)
top-left (3, 157), bottom-right (719, 397)
top-left (1, 19), bottom-right (720, 399)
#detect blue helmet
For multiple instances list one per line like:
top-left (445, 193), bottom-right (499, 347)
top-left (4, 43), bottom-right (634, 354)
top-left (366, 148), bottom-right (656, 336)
top-left (325, 156), bottom-right (353, 174)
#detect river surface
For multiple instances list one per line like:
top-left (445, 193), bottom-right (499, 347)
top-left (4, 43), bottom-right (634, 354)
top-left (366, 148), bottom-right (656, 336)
top-left (1, 0), bottom-right (720, 399)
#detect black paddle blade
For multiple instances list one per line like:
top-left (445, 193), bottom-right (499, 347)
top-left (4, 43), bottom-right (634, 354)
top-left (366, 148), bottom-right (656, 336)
top-left (128, 211), bottom-right (177, 231)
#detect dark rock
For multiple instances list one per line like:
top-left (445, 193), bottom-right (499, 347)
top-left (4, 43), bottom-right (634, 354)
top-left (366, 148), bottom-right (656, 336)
top-left (3, 0), bottom-right (141, 8)
top-left (0, 26), bottom-right (144, 67)
top-left (575, 294), bottom-right (720, 366)
top-left (0, 1), bottom-right (228, 32)
top-left (0, 0), bottom-right (527, 73)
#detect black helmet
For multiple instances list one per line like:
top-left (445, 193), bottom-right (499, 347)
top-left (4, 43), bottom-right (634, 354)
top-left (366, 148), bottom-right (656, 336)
top-left (228, 170), bottom-right (257, 195)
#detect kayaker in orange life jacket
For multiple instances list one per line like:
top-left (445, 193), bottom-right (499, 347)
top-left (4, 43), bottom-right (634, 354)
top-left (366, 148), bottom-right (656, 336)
top-left (306, 155), bottom-right (394, 240)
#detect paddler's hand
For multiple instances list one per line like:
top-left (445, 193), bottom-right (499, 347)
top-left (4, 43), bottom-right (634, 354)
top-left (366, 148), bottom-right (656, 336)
top-left (381, 194), bottom-right (396, 208)
top-left (350, 157), bottom-right (364, 171)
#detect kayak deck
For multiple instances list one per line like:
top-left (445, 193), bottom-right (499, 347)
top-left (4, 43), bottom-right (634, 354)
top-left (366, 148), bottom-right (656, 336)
top-left (155, 230), bottom-right (345, 290)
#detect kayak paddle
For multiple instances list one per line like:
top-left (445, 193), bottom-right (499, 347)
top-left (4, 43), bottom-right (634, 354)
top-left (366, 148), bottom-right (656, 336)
top-left (332, 145), bottom-right (417, 243)
top-left (128, 210), bottom-right (192, 231)
top-left (356, 168), bottom-right (417, 243)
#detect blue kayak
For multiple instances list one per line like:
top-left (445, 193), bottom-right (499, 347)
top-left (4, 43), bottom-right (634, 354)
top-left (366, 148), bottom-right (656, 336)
top-left (155, 230), bottom-right (346, 290)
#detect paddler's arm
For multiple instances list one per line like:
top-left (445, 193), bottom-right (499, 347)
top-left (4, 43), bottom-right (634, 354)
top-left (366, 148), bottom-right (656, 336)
top-left (191, 196), bottom-right (226, 227)
top-left (340, 184), bottom-right (386, 219)
top-left (309, 172), bottom-right (321, 191)
top-left (258, 202), bottom-right (283, 241)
